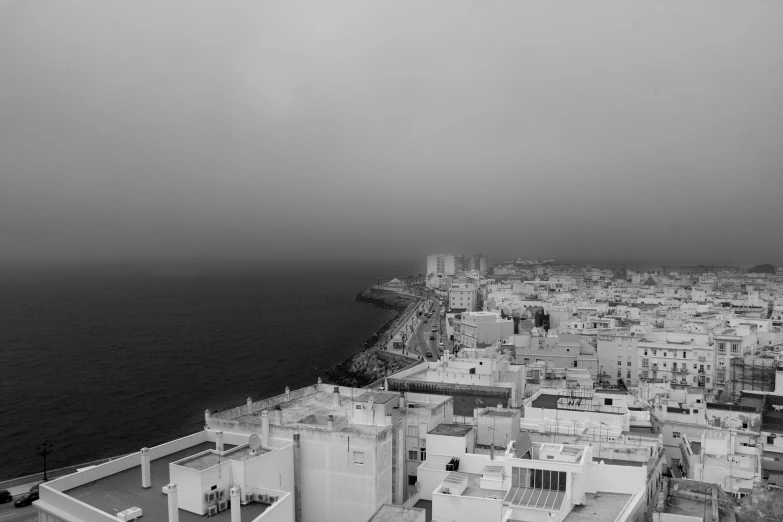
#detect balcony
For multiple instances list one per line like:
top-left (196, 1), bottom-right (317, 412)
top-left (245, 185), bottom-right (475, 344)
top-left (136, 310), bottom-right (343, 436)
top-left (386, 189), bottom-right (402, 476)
top-left (698, 356), bottom-right (706, 362)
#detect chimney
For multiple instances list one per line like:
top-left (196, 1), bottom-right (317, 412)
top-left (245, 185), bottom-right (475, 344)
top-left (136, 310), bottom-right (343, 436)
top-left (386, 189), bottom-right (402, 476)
top-left (274, 405), bottom-right (283, 425)
top-left (140, 448), bottom-right (151, 488)
top-left (332, 387), bottom-right (341, 407)
top-left (164, 484), bottom-right (179, 522)
top-left (399, 392), bottom-right (407, 409)
top-left (327, 415), bottom-right (334, 430)
top-left (230, 487), bottom-right (241, 522)
top-left (285, 386), bottom-right (291, 400)
top-left (317, 376), bottom-right (322, 385)
top-left (247, 397), bottom-right (253, 413)
top-left (261, 410), bottom-right (270, 446)
top-left (204, 409), bottom-right (210, 425)
top-left (216, 431), bottom-right (224, 453)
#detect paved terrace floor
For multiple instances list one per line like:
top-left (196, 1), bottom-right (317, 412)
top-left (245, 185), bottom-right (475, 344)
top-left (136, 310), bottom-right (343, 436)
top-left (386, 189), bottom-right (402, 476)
top-left (66, 443), bottom-right (269, 522)
top-left (562, 492), bottom-right (632, 522)
top-left (504, 487), bottom-right (566, 510)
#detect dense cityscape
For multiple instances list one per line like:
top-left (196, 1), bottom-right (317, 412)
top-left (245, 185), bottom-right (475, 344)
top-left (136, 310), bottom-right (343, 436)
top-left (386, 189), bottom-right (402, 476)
top-left (5, 254), bottom-right (783, 522)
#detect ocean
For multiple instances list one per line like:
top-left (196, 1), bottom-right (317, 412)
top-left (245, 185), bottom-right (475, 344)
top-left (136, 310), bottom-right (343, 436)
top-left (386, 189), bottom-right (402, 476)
top-left (0, 262), bottom-right (412, 480)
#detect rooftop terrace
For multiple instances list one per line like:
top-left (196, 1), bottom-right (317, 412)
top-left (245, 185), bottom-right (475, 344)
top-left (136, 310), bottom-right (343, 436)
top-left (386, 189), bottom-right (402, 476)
top-left (231, 390), bottom-right (390, 436)
top-left (174, 445), bottom-right (271, 471)
top-left (562, 492), bottom-right (633, 522)
top-left (65, 442), bottom-right (269, 522)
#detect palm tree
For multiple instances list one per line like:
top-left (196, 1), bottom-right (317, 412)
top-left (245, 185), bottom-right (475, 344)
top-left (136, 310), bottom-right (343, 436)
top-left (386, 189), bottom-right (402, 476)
top-left (512, 310), bottom-right (521, 334)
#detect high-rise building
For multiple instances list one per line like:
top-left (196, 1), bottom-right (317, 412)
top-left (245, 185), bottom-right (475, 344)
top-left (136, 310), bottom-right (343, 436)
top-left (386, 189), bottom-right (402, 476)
top-left (427, 253), bottom-right (486, 275)
top-left (427, 253), bottom-right (455, 275)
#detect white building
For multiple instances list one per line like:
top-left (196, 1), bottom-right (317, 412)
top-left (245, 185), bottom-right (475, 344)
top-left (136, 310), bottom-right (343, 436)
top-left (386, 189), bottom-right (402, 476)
top-left (449, 283), bottom-right (477, 312)
top-left (454, 311), bottom-right (513, 349)
top-left (427, 253), bottom-right (455, 276)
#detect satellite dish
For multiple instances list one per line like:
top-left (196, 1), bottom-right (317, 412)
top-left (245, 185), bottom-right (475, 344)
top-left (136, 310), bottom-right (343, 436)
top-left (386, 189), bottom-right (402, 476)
top-left (248, 433), bottom-right (262, 455)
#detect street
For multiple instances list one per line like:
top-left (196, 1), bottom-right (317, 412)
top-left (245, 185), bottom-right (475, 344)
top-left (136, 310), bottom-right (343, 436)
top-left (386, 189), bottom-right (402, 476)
top-left (408, 294), bottom-right (454, 362)
top-left (0, 481), bottom-right (41, 522)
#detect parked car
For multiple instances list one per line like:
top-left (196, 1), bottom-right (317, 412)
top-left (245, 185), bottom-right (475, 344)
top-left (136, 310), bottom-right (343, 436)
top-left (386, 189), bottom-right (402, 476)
top-left (429, 334), bottom-right (435, 340)
top-left (0, 490), bottom-right (13, 503)
top-left (426, 351), bottom-right (433, 358)
top-left (14, 490), bottom-right (39, 508)
top-left (438, 341), bottom-right (444, 348)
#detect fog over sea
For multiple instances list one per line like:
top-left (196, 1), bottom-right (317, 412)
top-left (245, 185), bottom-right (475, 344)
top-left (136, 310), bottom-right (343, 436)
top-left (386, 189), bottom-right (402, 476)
top-left (0, 261), bottom-right (415, 481)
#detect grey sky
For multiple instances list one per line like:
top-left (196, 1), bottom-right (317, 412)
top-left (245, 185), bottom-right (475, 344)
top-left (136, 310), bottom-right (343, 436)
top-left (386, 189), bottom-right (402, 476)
top-left (1, 0), bottom-right (782, 267)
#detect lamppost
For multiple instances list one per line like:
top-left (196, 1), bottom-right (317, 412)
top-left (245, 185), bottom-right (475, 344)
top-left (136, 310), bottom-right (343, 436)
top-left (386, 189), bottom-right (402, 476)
top-left (37, 440), bottom-right (53, 482)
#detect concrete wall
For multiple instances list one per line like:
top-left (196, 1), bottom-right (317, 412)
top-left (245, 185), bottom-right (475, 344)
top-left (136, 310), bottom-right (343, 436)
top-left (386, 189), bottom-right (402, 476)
top-left (432, 489), bottom-right (503, 522)
top-left (169, 458), bottom-right (209, 514)
top-left (251, 491), bottom-right (294, 522)
top-left (585, 461), bottom-right (646, 495)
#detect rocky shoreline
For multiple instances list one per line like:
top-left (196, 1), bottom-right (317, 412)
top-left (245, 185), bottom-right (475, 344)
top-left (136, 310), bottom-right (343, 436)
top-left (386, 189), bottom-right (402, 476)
top-left (325, 289), bottom-right (421, 388)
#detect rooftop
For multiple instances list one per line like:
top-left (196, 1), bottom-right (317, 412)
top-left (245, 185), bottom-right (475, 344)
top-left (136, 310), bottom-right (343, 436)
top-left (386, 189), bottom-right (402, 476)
top-left (232, 390), bottom-right (390, 436)
top-left (428, 423), bottom-right (474, 437)
top-left (355, 391), bottom-right (398, 404)
top-left (562, 492), bottom-right (633, 522)
top-left (65, 442), bottom-right (269, 522)
top-left (174, 446), bottom-right (271, 471)
top-left (367, 505), bottom-right (425, 522)
top-left (482, 409), bottom-right (517, 418)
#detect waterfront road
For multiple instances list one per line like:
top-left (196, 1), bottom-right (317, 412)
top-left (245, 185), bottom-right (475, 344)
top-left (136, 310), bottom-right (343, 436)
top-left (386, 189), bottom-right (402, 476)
top-left (411, 297), bottom-right (450, 362)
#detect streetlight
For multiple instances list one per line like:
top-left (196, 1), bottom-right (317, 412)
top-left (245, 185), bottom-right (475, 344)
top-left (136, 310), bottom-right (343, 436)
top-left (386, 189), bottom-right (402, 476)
top-left (37, 440), bottom-right (53, 482)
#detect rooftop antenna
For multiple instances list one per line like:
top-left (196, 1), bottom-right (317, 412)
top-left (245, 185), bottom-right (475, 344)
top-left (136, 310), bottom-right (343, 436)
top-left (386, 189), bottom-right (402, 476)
top-left (248, 433), bottom-right (262, 456)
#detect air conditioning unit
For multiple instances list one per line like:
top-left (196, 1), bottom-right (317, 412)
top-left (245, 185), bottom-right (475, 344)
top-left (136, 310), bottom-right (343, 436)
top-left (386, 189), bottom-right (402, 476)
top-left (205, 491), bottom-right (216, 503)
top-left (217, 490), bottom-right (225, 500)
top-left (254, 493), bottom-right (263, 503)
top-left (207, 506), bottom-right (218, 517)
top-left (442, 488), bottom-right (451, 495)
top-left (217, 500), bottom-right (228, 512)
top-left (244, 493), bottom-right (254, 504)
top-left (269, 496), bottom-right (278, 504)
top-left (117, 508), bottom-right (143, 521)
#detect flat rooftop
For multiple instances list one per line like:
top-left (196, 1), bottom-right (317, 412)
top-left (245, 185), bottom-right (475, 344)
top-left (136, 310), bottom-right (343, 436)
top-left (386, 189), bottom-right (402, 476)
top-left (355, 391), bottom-right (398, 404)
top-left (232, 391), bottom-right (389, 436)
top-left (175, 446), bottom-right (271, 471)
top-left (563, 492), bottom-right (633, 522)
top-left (663, 495), bottom-right (717, 522)
top-left (482, 409), bottom-right (516, 418)
top-left (65, 442), bottom-right (269, 522)
top-left (367, 505), bottom-right (425, 522)
top-left (429, 424), bottom-right (474, 437)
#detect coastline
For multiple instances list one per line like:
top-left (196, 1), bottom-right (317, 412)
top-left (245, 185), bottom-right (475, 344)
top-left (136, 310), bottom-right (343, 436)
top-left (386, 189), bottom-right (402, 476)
top-left (325, 289), bottom-right (421, 387)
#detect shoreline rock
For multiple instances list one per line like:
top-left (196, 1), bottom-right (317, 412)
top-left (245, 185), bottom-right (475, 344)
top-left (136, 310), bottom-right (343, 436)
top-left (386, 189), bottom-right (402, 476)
top-left (325, 289), bottom-right (422, 387)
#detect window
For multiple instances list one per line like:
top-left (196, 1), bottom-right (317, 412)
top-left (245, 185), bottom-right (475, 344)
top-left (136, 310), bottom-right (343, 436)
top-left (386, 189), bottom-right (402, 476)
top-left (643, 370), bottom-right (649, 378)
top-left (354, 451), bottom-right (364, 465)
top-left (706, 378), bottom-right (710, 383)
top-left (693, 364), bottom-right (697, 369)
top-left (731, 343), bottom-right (739, 354)
top-left (718, 342), bottom-right (726, 354)
top-left (683, 352), bottom-right (687, 358)
top-left (627, 371), bottom-right (631, 378)
top-left (573, 361), bottom-right (578, 368)
top-left (605, 398), bottom-right (613, 406)
top-left (628, 361), bottom-right (632, 366)
top-left (420, 448), bottom-right (426, 461)
top-left (707, 365), bottom-right (710, 370)
top-left (408, 451), bottom-right (418, 461)
top-left (673, 432), bottom-right (681, 438)
top-left (663, 363), bottom-right (667, 368)
top-left (355, 404), bottom-right (362, 410)
top-left (618, 360), bottom-right (622, 366)
top-left (673, 363), bottom-right (678, 371)
top-left (523, 357), bottom-right (530, 364)
top-left (742, 422), bottom-right (748, 429)
top-left (696, 399), bottom-right (702, 403)
top-left (644, 349), bottom-right (648, 356)
top-left (407, 425), bottom-right (418, 437)
top-left (664, 352), bottom-right (667, 357)
top-left (617, 370), bottom-right (622, 378)
top-left (768, 436), bottom-right (776, 444)
top-left (653, 350), bottom-right (657, 356)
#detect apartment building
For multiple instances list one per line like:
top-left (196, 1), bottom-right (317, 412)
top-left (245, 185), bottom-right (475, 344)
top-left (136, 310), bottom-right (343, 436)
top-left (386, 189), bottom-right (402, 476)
top-left (207, 384), bottom-right (399, 522)
top-left (427, 253), bottom-right (455, 276)
top-left (449, 283), bottom-right (477, 312)
top-left (714, 325), bottom-right (759, 396)
top-left (638, 341), bottom-right (716, 390)
top-left (453, 311), bottom-right (513, 349)
top-left (597, 332), bottom-right (638, 387)
top-left (516, 333), bottom-right (598, 380)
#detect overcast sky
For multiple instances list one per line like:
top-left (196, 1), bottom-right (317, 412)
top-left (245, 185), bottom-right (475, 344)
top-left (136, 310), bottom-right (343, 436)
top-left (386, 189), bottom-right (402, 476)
top-left (1, 0), bottom-right (782, 268)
